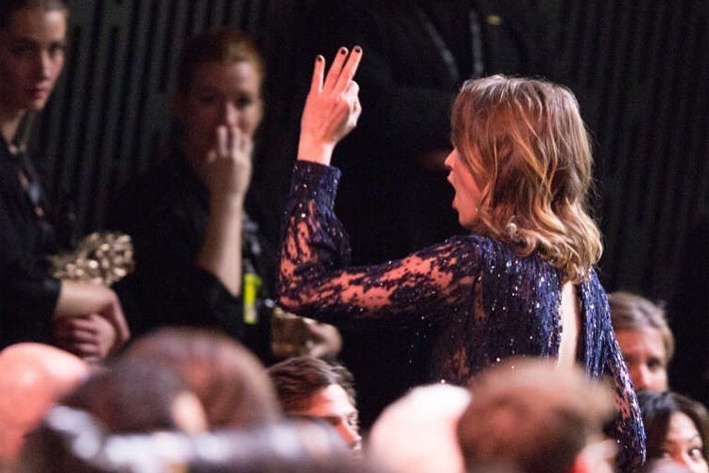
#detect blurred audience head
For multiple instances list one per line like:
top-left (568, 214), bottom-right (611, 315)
top-left (609, 291), bottom-right (674, 392)
top-left (268, 356), bottom-right (361, 451)
top-left (20, 415), bottom-right (377, 473)
top-left (638, 391), bottom-right (708, 473)
top-left (61, 358), bottom-right (207, 434)
top-left (0, 342), bottom-right (88, 469)
top-left (123, 327), bottom-right (280, 428)
top-left (187, 419), bottom-right (374, 473)
top-left (457, 357), bottom-right (616, 473)
top-left (369, 383), bottom-right (470, 473)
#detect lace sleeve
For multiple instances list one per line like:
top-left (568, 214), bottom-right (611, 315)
top-left (278, 161), bottom-right (479, 326)
top-left (604, 335), bottom-right (647, 473)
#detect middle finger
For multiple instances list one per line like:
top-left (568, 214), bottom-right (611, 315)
top-left (336, 45), bottom-right (363, 91)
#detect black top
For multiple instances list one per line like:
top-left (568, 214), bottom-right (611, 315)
top-left (0, 135), bottom-right (61, 348)
top-left (108, 151), bottom-right (274, 363)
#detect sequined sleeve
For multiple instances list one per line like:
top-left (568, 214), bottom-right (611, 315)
top-left (578, 275), bottom-right (646, 472)
top-left (278, 161), bottom-right (480, 326)
top-left (604, 329), bottom-right (647, 472)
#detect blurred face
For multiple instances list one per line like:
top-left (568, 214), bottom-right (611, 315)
top-left (296, 384), bottom-right (361, 451)
top-left (0, 7), bottom-right (67, 115)
top-left (660, 412), bottom-right (708, 473)
top-left (615, 328), bottom-right (668, 392)
top-left (445, 147), bottom-right (484, 230)
top-left (174, 60), bottom-right (263, 167)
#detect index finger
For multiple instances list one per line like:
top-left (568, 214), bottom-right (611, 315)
top-left (335, 45), bottom-right (363, 90)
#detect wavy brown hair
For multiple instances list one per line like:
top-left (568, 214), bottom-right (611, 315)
top-left (451, 75), bottom-right (602, 283)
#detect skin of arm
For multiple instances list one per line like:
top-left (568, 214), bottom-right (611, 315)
top-left (196, 125), bottom-right (252, 296)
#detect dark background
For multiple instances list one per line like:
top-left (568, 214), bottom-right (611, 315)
top-left (31, 2), bottom-right (707, 334)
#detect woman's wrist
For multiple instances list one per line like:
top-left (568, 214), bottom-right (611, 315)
top-left (211, 193), bottom-right (245, 210)
top-left (297, 137), bottom-right (335, 166)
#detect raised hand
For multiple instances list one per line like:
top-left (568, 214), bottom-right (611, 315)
top-left (298, 46), bottom-right (363, 166)
top-left (196, 124), bottom-right (252, 296)
top-left (201, 124), bottom-right (253, 201)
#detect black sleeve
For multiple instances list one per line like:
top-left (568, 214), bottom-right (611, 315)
top-left (0, 190), bottom-right (60, 348)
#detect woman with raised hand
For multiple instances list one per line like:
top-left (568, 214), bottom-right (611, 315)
top-left (278, 46), bottom-right (645, 471)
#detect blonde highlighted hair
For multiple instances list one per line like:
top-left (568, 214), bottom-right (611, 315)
top-left (451, 75), bottom-right (602, 282)
top-left (608, 291), bottom-right (674, 363)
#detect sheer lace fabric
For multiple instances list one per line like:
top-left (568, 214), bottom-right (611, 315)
top-left (278, 161), bottom-right (645, 472)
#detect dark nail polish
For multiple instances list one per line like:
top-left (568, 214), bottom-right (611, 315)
top-left (354, 45), bottom-right (362, 53)
top-left (339, 47), bottom-right (347, 55)
top-left (316, 55), bottom-right (324, 62)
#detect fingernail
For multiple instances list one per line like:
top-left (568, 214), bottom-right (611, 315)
top-left (339, 47), bottom-right (347, 55)
top-left (316, 55), bottom-right (324, 62)
top-left (354, 45), bottom-right (362, 53)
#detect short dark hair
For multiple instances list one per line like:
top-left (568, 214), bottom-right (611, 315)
top-left (267, 356), bottom-right (356, 412)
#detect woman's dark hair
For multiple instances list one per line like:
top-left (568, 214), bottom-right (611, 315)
top-left (0, 0), bottom-right (69, 29)
top-left (638, 390), bottom-right (709, 461)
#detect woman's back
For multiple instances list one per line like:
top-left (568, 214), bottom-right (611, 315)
top-left (558, 281), bottom-right (581, 368)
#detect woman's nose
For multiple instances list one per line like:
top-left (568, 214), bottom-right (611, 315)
top-left (444, 150), bottom-right (455, 171)
top-left (220, 102), bottom-right (239, 127)
top-left (35, 50), bottom-right (52, 79)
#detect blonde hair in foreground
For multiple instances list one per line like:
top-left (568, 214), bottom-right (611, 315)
top-left (451, 75), bottom-right (602, 283)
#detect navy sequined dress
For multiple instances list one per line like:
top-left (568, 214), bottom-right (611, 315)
top-left (278, 162), bottom-right (645, 472)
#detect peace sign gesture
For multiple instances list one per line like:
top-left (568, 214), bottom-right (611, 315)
top-left (297, 46), bottom-right (363, 166)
